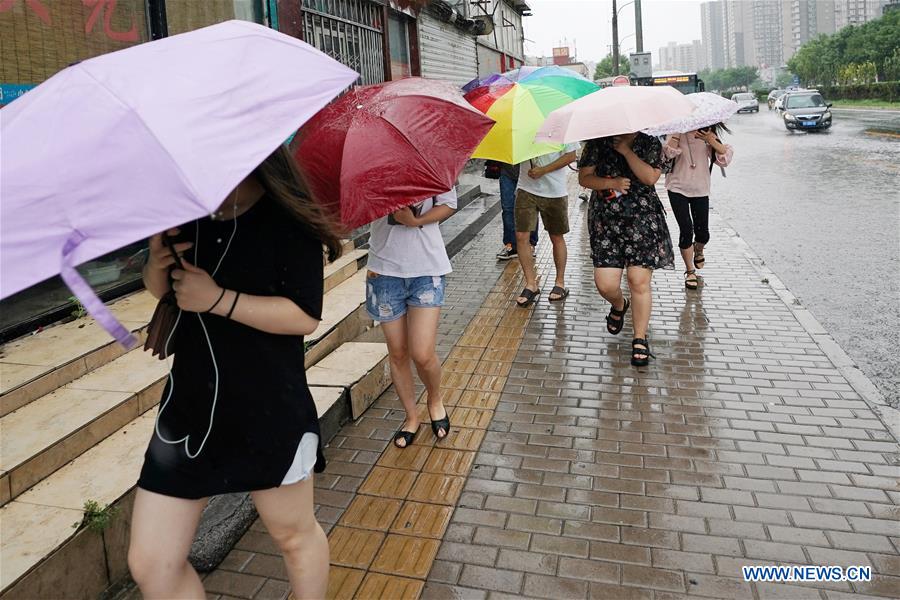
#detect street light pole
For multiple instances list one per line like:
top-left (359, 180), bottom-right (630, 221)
top-left (612, 0), bottom-right (620, 76)
top-left (635, 0), bottom-right (643, 53)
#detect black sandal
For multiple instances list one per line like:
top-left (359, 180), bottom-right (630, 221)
top-left (684, 270), bottom-right (698, 290)
top-left (393, 428), bottom-right (417, 448)
top-left (516, 287), bottom-right (540, 308)
top-left (694, 244), bottom-right (705, 269)
top-left (606, 298), bottom-right (630, 334)
top-left (631, 338), bottom-right (655, 367)
top-left (548, 285), bottom-right (570, 302)
top-left (430, 412), bottom-right (451, 440)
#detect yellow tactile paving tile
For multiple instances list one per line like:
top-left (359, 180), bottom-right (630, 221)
top-left (407, 472), bottom-right (466, 505)
top-left (447, 346), bottom-right (485, 361)
top-left (425, 427), bottom-right (486, 452)
top-left (357, 467), bottom-right (417, 499)
top-left (325, 261), bottom-right (530, 598)
top-left (473, 360), bottom-right (513, 377)
top-left (439, 371), bottom-right (471, 390)
top-left (375, 443), bottom-right (430, 471)
top-left (423, 448), bottom-right (476, 476)
top-left (370, 534), bottom-right (441, 579)
top-left (328, 526), bottom-right (385, 569)
top-left (441, 357), bottom-right (479, 374)
top-left (480, 348), bottom-right (518, 363)
top-left (339, 495), bottom-right (403, 531)
top-left (390, 501), bottom-right (453, 539)
top-left (466, 373), bottom-right (507, 393)
top-left (448, 406), bottom-right (493, 429)
top-left (326, 566), bottom-right (366, 600)
top-left (355, 573), bottom-right (423, 600)
top-left (456, 329), bottom-right (493, 348)
top-left (455, 390), bottom-right (501, 410)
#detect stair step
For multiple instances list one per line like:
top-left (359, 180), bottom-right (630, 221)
top-left (323, 248), bottom-right (368, 294)
top-left (0, 292), bottom-right (157, 417)
top-left (0, 415), bottom-right (154, 594)
top-left (0, 350), bottom-right (166, 506)
top-left (307, 342), bottom-right (391, 419)
top-left (305, 270), bottom-right (371, 368)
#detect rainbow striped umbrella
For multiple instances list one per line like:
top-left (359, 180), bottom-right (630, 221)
top-left (464, 66), bottom-right (599, 164)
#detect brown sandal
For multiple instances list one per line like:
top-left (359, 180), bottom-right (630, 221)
top-left (693, 244), bottom-right (705, 269)
top-left (685, 270), bottom-right (698, 290)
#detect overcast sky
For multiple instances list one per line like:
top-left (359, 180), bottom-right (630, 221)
top-left (522, 0), bottom-right (703, 63)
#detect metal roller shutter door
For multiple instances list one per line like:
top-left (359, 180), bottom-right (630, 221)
top-left (418, 12), bottom-right (477, 87)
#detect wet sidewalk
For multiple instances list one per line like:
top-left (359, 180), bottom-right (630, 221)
top-left (206, 183), bottom-right (899, 600)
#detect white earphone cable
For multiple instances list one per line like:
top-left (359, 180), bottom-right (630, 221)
top-left (154, 190), bottom-right (239, 458)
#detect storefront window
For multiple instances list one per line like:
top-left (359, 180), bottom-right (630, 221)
top-left (388, 11), bottom-right (410, 80)
top-left (166, 0), bottom-right (264, 35)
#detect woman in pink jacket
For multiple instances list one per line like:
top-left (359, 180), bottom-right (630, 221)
top-left (663, 123), bottom-right (734, 289)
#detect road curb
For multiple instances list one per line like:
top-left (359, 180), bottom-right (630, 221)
top-left (719, 213), bottom-right (900, 441)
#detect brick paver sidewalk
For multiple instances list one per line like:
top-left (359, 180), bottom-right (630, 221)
top-left (205, 184), bottom-right (899, 600)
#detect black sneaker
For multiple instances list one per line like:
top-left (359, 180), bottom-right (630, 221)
top-left (497, 247), bottom-right (517, 260)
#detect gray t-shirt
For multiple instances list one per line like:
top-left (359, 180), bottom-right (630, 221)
top-left (367, 188), bottom-right (457, 278)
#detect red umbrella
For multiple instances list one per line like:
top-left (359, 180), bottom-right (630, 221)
top-left (293, 77), bottom-right (494, 229)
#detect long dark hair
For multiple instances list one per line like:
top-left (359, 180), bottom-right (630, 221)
top-left (254, 145), bottom-right (344, 262)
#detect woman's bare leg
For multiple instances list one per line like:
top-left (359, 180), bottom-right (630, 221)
top-left (380, 315), bottom-right (418, 444)
top-left (252, 477), bottom-right (328, 600)
top-left (407, 306), bottom-right (445, 436)
top-left (128, 488), bottom-right (207, 600)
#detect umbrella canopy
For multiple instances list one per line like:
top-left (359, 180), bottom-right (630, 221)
top-left (466, 66), bottom-right (599, 164)
top-left (293, 77), bottom-right (494, 230)
top-left (0, 20), bottom-right (358, 346)
top-left (535, 85), bottom-right (695, 144)
top-left (643, 92), bottom-right (739, 136)
top-left (462, 72), bottom-right (511, 93)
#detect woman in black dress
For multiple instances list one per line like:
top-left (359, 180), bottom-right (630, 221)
top-left (128, 146), bottom-right (341, 599)
top-left (578, 133), bottom-right (675, 367)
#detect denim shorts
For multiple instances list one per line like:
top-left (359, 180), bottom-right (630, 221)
top-left (365, 272), bottom-right (446, 322)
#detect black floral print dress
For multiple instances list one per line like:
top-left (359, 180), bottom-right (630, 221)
top-left (578, 134), bottom-right (675, 270)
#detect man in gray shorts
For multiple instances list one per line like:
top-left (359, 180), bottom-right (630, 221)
top-left (514, 144), bottom-right (578, 307)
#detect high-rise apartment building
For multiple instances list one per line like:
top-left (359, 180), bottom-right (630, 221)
top-left (657, 40), bottom-right (706, 72)
top-left (725, 0), bottom-right (756, 67)
top-left (835, 0), bottom-right (888, 28)
top-left (752, 0), bottom-right (784, 68)
top-left (701, 1), bottom-right (728, 70)
top-left (782, 1), bottom-right (836, 63)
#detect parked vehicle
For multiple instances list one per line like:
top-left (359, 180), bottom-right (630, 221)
top-left (781, 91), bottom-right (832, 131)
top-left (731, 92), bottom-right (759, 113)
top-left (767, 89), bottom-right (786, 110)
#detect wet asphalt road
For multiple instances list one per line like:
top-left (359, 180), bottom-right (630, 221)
top-left (710, 107), bottom-right (900, 405)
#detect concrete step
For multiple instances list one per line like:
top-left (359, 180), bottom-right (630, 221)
top-left (0, 349), bottom-right (167, 507)
top-left (307, 342), bottom-right (391, 420)
top-left (0, 368), bottom-right (358, 597)
top-left (0, 244), bottom-right (364, 417)
top-left (305, 270), bottom-right (372, 368)
top-left (324, 248), bottom-right (368, 294)
top-left (0, 293), bottom-right (157, 418)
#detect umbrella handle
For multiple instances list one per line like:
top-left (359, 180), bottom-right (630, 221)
top-left (163, 234), bottom-right (185, 270)
top-left (60, 232), bottom-right (138, 349)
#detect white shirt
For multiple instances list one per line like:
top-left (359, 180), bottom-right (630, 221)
top-left (367, 188), bottom-right (457, 278)
top-left (516, 144), bottom-right (579, 199)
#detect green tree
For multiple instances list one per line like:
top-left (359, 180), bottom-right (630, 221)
top-left (594, 54), bottom-right (632, 79)
top-left (775, 71), bottom-right (795, 88)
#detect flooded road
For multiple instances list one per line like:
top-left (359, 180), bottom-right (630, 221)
top-left (712, 107), bottom-right (900, 404)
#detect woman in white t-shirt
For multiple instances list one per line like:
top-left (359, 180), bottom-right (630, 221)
top-left (366, 189), bottom-right (457, 448)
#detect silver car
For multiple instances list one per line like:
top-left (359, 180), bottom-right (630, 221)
top-left (731, 92), bottom-right (759, 113)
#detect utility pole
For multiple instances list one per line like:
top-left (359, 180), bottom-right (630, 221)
top-left (634, 0), bottom-right (643, 53)
top-left (612, 0), bottom-right (620, 75)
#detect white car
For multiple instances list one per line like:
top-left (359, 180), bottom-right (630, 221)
top-left (731, 92), bottom-right (759, 113)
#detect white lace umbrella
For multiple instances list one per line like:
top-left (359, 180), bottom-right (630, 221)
top-left (643, 92), bottom-right (739, 136)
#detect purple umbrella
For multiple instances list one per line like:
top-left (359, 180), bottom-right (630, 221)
top-left (0, 20), bottom-right (357, 347)
top-left (462, 73), bottom-right (511, 93)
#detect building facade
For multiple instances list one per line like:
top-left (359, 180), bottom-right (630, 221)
top-left (782, 0), bottom-right (837, 63)
top-left (835, 0), bottom-right (888, 27)
top-left (725, 0), bottom-right (755, 67)
top-left (657, 40), bottom-right (705, 73)
top-left (752, 0), bottom-right (783, 69)
top-left (701, 0), bottom-right (728, 70)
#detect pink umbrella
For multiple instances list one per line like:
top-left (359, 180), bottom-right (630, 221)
top-left (535, 85), bottom-right (695, 143)
top-left (0, 20), bottom-right (357, 347)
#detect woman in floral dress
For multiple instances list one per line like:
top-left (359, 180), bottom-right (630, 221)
top-left (578, 132), bottom-right (674, 367)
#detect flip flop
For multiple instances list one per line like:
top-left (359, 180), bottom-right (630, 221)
top-left (548, 285), bottom-right (570, 302)
top-left (516, 287), bottom-right (540, 308)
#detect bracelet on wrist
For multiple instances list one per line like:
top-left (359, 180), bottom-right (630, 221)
top-left (225, 291), bottom-right (241, 320)
top-left (205, 288), bottom-right (227, 314)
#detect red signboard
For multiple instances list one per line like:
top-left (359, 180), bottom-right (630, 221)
top-left (612, 75), bottom-right (630, 86)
